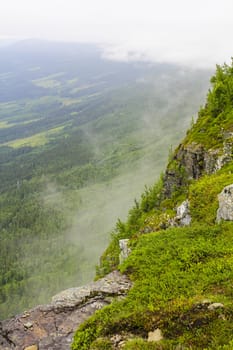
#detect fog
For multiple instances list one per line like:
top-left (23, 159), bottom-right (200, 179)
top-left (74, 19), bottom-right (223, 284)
top-left (0, 32), bottom-right (216, 319)
top-left (40, 67), bottom-right (211, 285)
top-left (1, 0), bottom-right (233, 67)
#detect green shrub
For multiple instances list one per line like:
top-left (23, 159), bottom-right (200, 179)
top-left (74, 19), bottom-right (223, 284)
top-left (184, 61), bottom-right (233, 149)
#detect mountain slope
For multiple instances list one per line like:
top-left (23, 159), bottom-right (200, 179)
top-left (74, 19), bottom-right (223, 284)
top-left (72, 61), bottom-right (233, 349)
top-left (0, 41), bottom-right (211, 320)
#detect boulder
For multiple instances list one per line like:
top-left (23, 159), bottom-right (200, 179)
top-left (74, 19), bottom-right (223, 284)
top-left (176, 200), bottom-right (191, 226)
top-left (119, 239), bottom-right (131, 264)
top-left (148, 328), bottom-right (163, 342)
top-left (208, 303), bottom-right (224, 311)
top-left (216, 184), bottom-right (233, 222)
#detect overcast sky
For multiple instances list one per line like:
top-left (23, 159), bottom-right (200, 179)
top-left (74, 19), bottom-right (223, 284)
top-left (0, 0), bottom-right (232, 67)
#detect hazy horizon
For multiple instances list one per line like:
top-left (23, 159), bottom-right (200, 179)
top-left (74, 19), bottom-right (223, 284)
top-left (0, 0), bottom-right (232, 68)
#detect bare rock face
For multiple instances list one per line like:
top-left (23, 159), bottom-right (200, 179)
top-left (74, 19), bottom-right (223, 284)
top-left (0, 271), bottom-right (131, 350)
top-left (164, 143), bottom-right (206, 198)
top-left (216, 184), bottom-right (233, 222)
top-left (215, 134), bottom-right (233, 171)
top-left (164, 139), bottom-right (232, 199)
top-left (119, 239), bottom-right (131, 264)
top-left (175, 200), bottom-right (191, 226)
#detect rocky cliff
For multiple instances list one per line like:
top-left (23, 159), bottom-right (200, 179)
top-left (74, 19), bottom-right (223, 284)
top-left (0, 272), bottom-right (131, 349)
top-left (163, 133), bottom-right (233, 198)
top-left (70, 61), bottom-right (233, 349)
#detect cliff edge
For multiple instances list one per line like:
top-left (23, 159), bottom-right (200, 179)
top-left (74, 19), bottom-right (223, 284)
top-left (0, 272), bottom-right (131, 349)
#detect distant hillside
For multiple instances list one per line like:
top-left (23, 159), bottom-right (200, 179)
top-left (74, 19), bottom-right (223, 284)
top-left (0, 40), bottom-right (211, 320)
top-left (72, 60), bottom-right (233, 349)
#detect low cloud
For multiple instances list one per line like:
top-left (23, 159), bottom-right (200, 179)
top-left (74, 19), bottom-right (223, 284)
top-left (100, 38), bottom-right (232, 68)
top-left (1, 0), bottom-right (232, 67)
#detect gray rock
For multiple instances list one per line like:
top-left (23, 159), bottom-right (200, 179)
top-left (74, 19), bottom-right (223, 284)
top-left (163, 139), bottom-right (232, 199)
top-left (148, 328), bottom-right (163, 342)
top-left (0, 271), bottom-right (131, 350)
top-left (119, 239), bottom-right (131, 264)
top-left (216, 136), bottom-right (233, 171)
top-left (204, 149), bottom-right (220, 174)
top-left (176, 200), bottom-right (191, 226)
top-left (163, 143), bottom-right (206, 198)
top-left (216, 184), bottom-right (233, 222)
top-left (23, 322), bottom-right (33, 330)
top-left (208, 302), bottom-right (224, 311)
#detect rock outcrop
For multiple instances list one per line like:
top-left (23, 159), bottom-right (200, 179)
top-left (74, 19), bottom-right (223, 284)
top-left (119, 239), bottom-right (131, 264)
top-left (215, 133), bottom-right (233, 171)
top-left (0, 271), bottom-right (131, 350)
top-left (164, 137), bottom-right (232, 198)
top-left (175, 200), bottom-right (191, 226)
top-left (163, 143), bottom-right (207, 198)
top-left (216, 184), bottom-right (233, 222)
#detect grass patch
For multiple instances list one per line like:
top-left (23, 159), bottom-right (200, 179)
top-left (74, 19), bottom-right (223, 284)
top-left (33, 79), bottom-right (61, 88)
top-left (73, 224), bottom-right (233, 349)
top-left (6, 125), bottom-right (66, 148)
top-left (189, 170), bottom-right (233, 225)
top-left (32, 72), bottom-right (64, 88)
top-left (0, 121), bottom-right (14, 129)
top-left (184, 62), bottom-right (233, 149)
top-left (60, 97), bottom-right (82, 106)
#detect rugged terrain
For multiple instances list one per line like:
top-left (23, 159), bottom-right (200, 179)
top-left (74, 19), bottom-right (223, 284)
top-left (71, 62), bottom-right (233, 349)
top-left (0, 272), bottom-right (131, 350)
top-left (0, 40), bottom-right (211, 320)
top-left (1, 61), bottom-right (233, 349)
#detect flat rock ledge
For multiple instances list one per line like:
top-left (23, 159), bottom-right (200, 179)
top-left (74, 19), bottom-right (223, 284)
top-left (0, 271), bottom-right (132, 350)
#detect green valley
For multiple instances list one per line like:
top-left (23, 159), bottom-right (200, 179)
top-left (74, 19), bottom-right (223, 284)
top-left (0, 40), bottom-right (211, 320)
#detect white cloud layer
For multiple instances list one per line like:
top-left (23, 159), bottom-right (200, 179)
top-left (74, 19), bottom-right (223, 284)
top-left (0, 0), bottom-right (232, 67)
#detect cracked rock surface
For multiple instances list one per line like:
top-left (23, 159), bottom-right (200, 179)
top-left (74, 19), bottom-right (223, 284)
top-left (0, 271), bottom-right (131, 350)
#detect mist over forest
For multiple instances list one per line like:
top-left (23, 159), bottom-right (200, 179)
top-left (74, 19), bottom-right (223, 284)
top-left (0, 40), bottom-right (212, 319)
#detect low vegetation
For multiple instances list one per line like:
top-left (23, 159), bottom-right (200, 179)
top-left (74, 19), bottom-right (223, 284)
top-left (73, 224), bottom-right (233, 350)
top-left (0, 42), bottom-right (210, 320)
top-left (72, 60), bottom-right (233, 349)
top-left (184, 61), bottom-right (233, 149)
